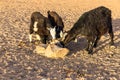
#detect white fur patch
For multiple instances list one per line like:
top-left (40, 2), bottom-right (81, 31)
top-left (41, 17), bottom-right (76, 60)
top-left (60, 31), bottom-right (63, 38)
top-left (50, 27), bottom-right (56, 39)
top-left (74, 38), bottom-right (77, 42)
top-left (61, 32), bottom-right (68, 41)
top-left (36, 34), bottom-right (41, 41)
top-left (33, 21), bottom-right (38, 32)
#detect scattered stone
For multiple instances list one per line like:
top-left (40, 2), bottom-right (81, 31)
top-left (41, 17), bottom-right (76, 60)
top-left (109, 77), bottom-right (117, 80)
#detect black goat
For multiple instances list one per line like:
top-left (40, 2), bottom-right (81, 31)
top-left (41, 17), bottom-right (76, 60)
top-left (60, 6), bottom-right (114, 54)
top-left (29, 12), bottom-right (53, 44)
top-left (47, 11), bottom-right (64, 39)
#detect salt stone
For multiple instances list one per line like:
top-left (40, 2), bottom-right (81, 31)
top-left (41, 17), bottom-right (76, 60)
top-left (34, 44), bottom-right (69, 59)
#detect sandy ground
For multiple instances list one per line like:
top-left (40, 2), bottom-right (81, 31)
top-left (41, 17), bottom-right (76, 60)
top-left (0, 0), bottom-right (120, 79)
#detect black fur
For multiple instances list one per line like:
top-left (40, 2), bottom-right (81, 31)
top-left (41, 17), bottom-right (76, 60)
top-left (61, 6), bottom-right (114, 54)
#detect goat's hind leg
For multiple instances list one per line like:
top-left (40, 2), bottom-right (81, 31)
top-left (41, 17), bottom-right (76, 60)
top-left (108, 19), bottom-right (114, 45)
top-left (109, 28), bottom-right (114, 45)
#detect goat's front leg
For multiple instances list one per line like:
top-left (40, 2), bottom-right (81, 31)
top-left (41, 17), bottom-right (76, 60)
top-left (88, 41), bottom-right (94, 54)
top-left (86, 36), bottom-right (96, 54)
top-left (29, 19), bottom-right (34, 42)
top-left (36, 34), bottom-right (41, 41)
top-left (85, 40), bottom-right (90, 51)
top-left (29, 34), bottom-right (33, 42)
top-left (93, 35), bottom-right (101, 48)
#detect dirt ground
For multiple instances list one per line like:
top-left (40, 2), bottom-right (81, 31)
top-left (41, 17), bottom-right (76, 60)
top-left (0, 0), bottom-right (120, 79)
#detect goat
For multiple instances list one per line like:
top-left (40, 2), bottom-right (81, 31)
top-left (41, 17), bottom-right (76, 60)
top-left (29, 11), bottom-right (54, 44)
top-left (47, 11), bottom-right (64, 39)
top-left (60, 6), bottom-right (114, 54)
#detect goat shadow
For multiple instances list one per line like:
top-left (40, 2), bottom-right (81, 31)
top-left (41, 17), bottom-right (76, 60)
top-left (66, 19), bottom-right (120, 55)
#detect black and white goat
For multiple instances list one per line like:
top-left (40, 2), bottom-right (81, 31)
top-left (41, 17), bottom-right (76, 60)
top-left (29, 11), bottom-right (54, 44)
top-left (47, 11), bottom-right (64, 39)
top-left (60, 6), bottom-right (114, 54)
